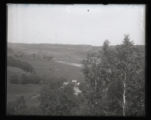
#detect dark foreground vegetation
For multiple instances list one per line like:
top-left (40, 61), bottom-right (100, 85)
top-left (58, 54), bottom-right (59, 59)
top-left (7, 35), bottom-right (145, 116)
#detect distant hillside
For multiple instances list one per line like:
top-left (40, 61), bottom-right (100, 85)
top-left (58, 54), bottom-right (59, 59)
top-left (8, 43), bottom-right (97, 63)
top-left (7, 43), bottom-right (145, 63)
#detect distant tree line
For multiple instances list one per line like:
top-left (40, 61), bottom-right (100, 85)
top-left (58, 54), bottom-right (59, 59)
top-left (7, 56), bottom-right (34, 73)
top-left (7, 56), bottom-right (42, 84)
top-left (10, 73), bottom-right (41, 84)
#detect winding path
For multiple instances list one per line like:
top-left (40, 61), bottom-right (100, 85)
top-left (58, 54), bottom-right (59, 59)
top-left (56, 60), bottom-right (82, 68)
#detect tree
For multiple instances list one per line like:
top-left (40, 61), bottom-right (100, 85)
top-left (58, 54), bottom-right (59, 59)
top-left (106, 35), bottom-right (145, 116)
top-left (115, 35), bottom-right (138, 116)
top-left (82, 35), bottom-right (145, 116)
top-left (82, 40), bottom-right (116, 115)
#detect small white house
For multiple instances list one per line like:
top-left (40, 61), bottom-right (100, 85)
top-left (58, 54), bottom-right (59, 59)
top-left (63, 81), bottom-right (69, 86)
top-left (62, 80), bottom-right (82, 96)
top-left (72, 79), bottom-right (77, 83)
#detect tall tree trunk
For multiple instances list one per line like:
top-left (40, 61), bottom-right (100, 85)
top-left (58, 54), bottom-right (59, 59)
top-left (95, 79), bottom-right (97, 92)
top-left (123, 72), bottom-right (126, 116)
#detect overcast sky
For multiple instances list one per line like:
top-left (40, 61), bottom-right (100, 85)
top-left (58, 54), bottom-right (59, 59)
top-left (7, 4), bottom-right (145, 46)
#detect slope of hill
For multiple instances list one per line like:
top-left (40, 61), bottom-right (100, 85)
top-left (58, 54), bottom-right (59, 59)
top-left (8, 43), bottom-right (96, 63)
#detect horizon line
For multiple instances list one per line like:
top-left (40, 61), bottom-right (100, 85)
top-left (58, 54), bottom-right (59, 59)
top-left (7, 42), bottom-right (145, 46)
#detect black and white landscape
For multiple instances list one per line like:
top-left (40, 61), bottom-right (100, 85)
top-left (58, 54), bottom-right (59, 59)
top-left (7, 4), bottom-right (145, 116)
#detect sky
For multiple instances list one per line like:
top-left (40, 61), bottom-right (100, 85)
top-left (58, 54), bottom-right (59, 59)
top-left (7, 4), bottom-right (145, 46)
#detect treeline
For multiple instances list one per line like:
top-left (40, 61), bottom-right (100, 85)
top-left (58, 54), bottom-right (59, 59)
top-left (7, 56), bottom-right (42, 84)
top-left (7, 56), bottom-right (34, 73)
top-left (10, 73), bottom-right (41, 84)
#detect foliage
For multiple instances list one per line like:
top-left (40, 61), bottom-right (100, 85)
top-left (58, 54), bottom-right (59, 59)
top-left (7, 56), bottom-right (34, 73)
top-left (9, 73), bottom-right (41, 84)
top-left (39, 77), bottom-right (85, 115)
top-left (20, 73), bottom-right (41, 84)
top-left (115, 35), bottom-right (145, 116)
top-left (82, 35), bottom-right (145, 116)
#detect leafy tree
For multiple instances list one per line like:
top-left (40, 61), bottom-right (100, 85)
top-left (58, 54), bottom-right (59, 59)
top-left (82, 40), bottom-right (116, 115)
top-left (112, 35), bottom-right (144, 116)
top-left (82, 35), bottom-right (145, 116)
